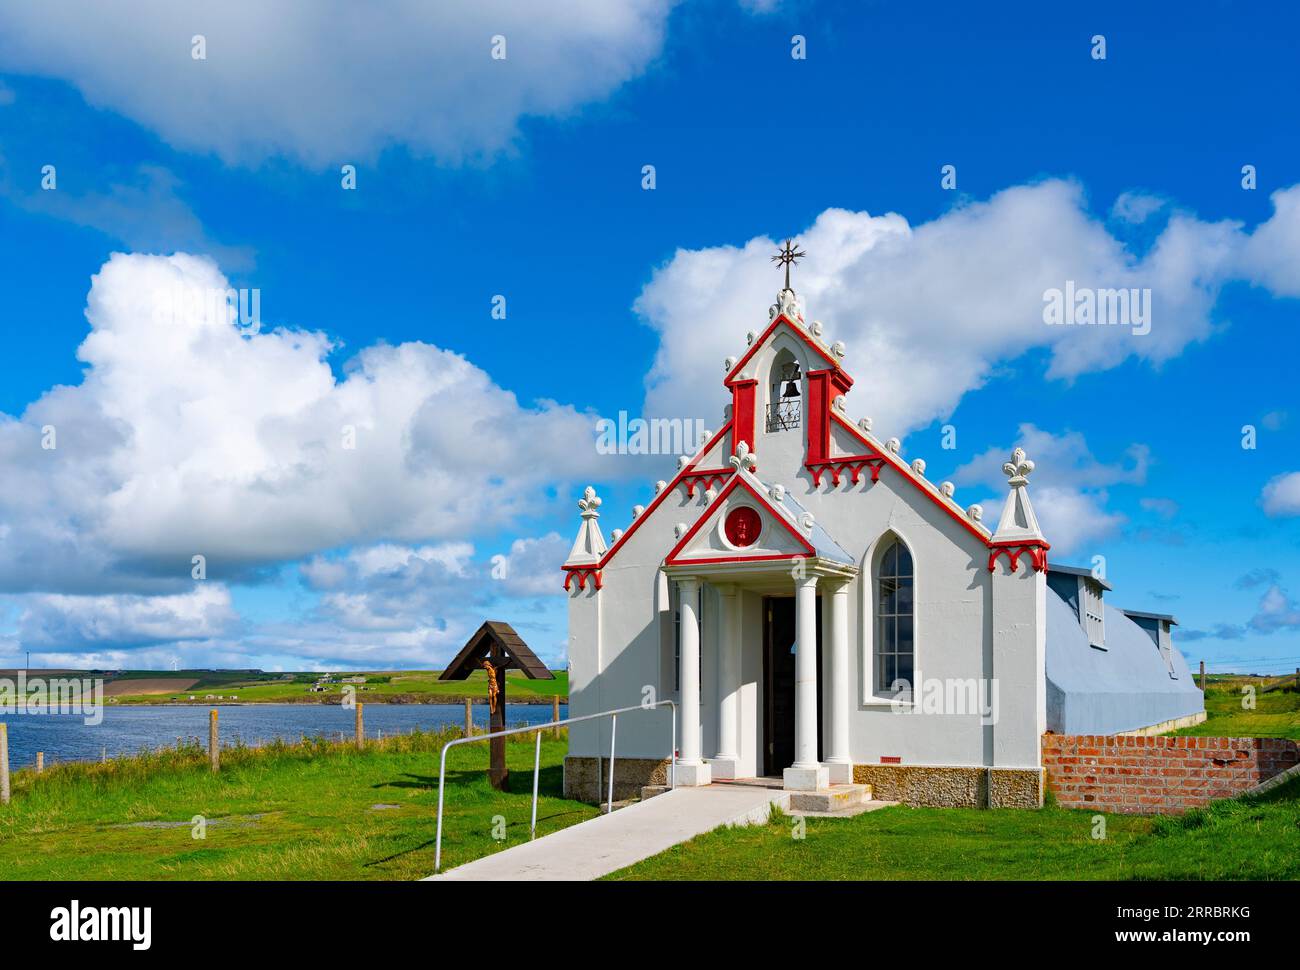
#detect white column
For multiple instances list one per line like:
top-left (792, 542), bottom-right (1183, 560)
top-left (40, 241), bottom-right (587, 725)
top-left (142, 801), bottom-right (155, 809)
top-left (712, 584), bottom-right (741, 778)
top-left (675, 577), bottom-right (711, 786)
top-left (784, 575), bottom-right (828, 791)
top-left (824, 578), bottom-right (852, 783)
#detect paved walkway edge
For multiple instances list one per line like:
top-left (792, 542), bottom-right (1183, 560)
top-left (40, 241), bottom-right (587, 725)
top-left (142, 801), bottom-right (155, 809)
top-left (426, 785), bottom-right (788, 881)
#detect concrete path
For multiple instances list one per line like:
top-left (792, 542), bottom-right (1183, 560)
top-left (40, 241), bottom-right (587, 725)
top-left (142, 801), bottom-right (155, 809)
top-left (427, 783), bottom-right (786, 881)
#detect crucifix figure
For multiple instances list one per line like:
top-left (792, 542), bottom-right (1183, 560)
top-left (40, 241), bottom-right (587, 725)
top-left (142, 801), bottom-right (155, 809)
top-left (771, 238), bottom-right (807, 291)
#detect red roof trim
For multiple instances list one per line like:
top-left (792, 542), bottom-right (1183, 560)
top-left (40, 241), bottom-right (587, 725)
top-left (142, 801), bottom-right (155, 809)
top-left (664, 473), bottom-right (816, 566)
top-left (723, 315), bottom-right (844, 387)
top-left (582, 420), bottom-right (735, 572)
top-left (828, 411), bottom-right (992, 547)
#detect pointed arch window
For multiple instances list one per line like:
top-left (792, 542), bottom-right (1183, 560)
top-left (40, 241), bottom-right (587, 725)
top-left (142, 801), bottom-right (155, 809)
top-left (875, 539), bottom-right (914, 693)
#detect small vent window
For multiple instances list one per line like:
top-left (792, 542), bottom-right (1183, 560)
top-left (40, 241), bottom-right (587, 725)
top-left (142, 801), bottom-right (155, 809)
top-left (1081, 580), bottom-right (1105, 648)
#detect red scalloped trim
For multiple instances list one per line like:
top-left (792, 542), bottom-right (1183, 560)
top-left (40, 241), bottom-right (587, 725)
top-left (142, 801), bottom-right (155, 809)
top-left (806, 456), bottom-right (886, 487)
top-left (680, 467), bottom-right (732, 498)
top-left (562, 567), bottom-right (603, 591)
top-left (986, 541), bottom-right (1050, 574)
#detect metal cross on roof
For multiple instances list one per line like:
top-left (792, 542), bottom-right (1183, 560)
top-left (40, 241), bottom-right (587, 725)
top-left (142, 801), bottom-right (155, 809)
top-left (771, 238), bottom-right (807, 291)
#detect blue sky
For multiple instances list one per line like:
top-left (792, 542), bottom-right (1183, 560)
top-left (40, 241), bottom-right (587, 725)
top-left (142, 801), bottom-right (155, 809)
top-left (0, 0), bottom-right (1298, 673)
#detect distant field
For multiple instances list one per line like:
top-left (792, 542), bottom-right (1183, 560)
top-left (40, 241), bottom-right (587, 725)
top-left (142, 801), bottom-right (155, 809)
top-left (81, 668), bottom-right (569, 705)
top-left (1173, 675), bottom-right (1300, 741)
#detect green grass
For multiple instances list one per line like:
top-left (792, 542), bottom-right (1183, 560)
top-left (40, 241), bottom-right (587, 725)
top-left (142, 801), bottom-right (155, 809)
top-left (607, 774), bottom-right (1300, 881)
top-left (0, 728), bottom-right (594, 880)
top-left (1173, 676), bottom-right (1300, 740)
top-left (108, 669), bottom-right (568, 705)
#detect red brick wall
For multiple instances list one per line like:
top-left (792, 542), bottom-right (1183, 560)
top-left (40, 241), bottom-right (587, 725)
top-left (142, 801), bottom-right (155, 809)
top-left (1041, 734), bottom-right (1300, 814)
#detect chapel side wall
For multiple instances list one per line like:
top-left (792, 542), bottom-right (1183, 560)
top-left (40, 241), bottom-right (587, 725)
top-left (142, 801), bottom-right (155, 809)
top-left (789, 463), bottom-right (995, 769)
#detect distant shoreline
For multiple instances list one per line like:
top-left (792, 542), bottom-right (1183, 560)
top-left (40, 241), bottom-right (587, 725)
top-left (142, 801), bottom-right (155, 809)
top-left (111, 696), bottom-right (567, 707)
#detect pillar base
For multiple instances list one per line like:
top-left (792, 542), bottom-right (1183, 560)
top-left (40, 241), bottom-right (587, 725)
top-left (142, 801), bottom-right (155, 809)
top-left (709, 757), bottom-right (740, 779)
top-left (825, 760), bottom-right (853, 785)
top-left (783, 764), bottom-right (828, 791)
top-left (673, 761), bottom-right (712, 787)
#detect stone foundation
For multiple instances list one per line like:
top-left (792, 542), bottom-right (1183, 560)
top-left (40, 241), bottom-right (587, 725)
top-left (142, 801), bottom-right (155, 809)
top-left (563, 756), bottom-right (671, 803)
top-left (852, 763), bottom-right (1044, 808)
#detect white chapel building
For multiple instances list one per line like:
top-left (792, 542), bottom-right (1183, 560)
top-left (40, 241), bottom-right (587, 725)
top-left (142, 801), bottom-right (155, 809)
top-left (562, 273), bottom-right (1203, 808)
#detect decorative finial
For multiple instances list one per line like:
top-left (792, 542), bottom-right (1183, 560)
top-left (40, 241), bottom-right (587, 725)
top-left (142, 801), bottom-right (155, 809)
top-left (1002, 447), bottom-right (1035, 487)
top-left (859, 416), bottom-right (873, 432)
top-left (967, 504), bottom-right (983, 522)
top-left (886, 437), bottom-right (901, 454)
top-left (729, 440), bottom-right (758, 473)
top-left (677, 455), bottom-right (689, 470)
top-left (831, 340), bottom-right (846, 359)
top-left (940, 481), bottom-right (955, 499)
top-left (769, 483), bottom-right (785, 503)
top-left (911, 458), bottom-right (926, 476)
top-left (578, 486), bottom-right (602, 518)
top-left (724, 356), bottom-right (736, 371)
top-left (654, 480), bottom-right (667, 495)
top-left (674, 522), bottom-right (688, 539)
top-left (611, 528), bottom-right (624, 542)
top-left (770, 237), bottom-right (807, 291)
top-left (631, 504), bottom-right (645, 519)
top-left (799, 512), bottom-right (815, 532)
top-left (746, 330), bottom-right (756, 346)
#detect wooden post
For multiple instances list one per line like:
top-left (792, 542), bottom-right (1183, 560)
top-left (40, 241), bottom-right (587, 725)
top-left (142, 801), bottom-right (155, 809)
top-left (464, 697), bottom-right (473, 737)
top-left (208, 709), bottom-right (219, 773)
top-left (0, 723), bottom-right (9, 806)
top-left (101, 745), bottom-right (107, 763)
top-left (355, 703), bottom-right (364, 749)
top-left (1199, 659), bottom-right (1205, 689)
top-left (36, 752), bottom-right (44, 775)
top-left (552, 696), bottom-right (561, 739)
top-left (488, 666), bottom-right (508, 791)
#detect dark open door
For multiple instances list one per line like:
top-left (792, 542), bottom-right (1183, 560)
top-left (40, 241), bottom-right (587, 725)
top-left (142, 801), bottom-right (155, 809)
top-left (763, 596), bottom-right (822, 776)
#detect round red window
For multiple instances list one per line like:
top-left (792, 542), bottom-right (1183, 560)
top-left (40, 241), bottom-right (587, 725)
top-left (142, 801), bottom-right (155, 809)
top-left (724, 506), bottom-right (762, 547)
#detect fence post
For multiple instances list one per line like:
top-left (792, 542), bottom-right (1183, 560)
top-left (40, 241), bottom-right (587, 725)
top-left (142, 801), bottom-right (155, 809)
top-left (101, 746), bottom-right (107, 763)
top-left (464, 698), bottom-right (473, 737)
top-left (209, 709), bottom-right (220, 772)
top-left (1199, 659), bottom-right (1205, 689)
top-left (0, 723), bottom-right (9, 806)
top-left (36, 752), bottom-right (43, 775)
top-left (552, 696), bottom-right (560, 739)
top-left (355, 703), bottom-right (365, 749)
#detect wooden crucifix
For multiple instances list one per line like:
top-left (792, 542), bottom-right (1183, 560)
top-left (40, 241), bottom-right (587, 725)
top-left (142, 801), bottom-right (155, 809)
top-left (439, 621), bottom-right (555, 791)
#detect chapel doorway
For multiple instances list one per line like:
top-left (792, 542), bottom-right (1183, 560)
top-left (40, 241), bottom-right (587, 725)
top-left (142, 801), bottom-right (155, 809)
top-left (762, 595), bottom-right (822, 777)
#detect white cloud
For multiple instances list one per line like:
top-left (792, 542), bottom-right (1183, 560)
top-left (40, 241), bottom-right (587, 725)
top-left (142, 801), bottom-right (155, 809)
top-left (18, 584), bottom-right (236, 649)
top-left (952, 423), bottom-right (1145, 556)
top-left (496, 532), bottom-right (571, 597)
top-left (0, 1), bottom-right (676, 166)
top-left (637, 181), bottom-right (1300, 438)
top-left (0, 252), bottom-right (611, 596)
top-left (1262, 471), bottom-right (1300, 517)
top-left (1110, 190), bottom-right (1166, 224)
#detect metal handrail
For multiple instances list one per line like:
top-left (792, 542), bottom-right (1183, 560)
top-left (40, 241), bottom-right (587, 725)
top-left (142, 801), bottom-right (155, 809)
top-left (433, 699), bottom-right (677, 873)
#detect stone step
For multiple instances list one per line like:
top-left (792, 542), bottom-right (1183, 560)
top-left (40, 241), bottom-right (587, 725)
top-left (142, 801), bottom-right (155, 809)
top-left (640, 785), bottom-right (671, 801)
top-left (787, 783), bottom-right (872, 814)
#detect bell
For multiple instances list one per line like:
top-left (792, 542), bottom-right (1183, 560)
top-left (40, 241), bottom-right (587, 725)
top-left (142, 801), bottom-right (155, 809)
top-left (783, 380), bottom-right (800, 398)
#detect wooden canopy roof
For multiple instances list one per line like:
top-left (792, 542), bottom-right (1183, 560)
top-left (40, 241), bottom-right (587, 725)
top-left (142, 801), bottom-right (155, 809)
top-left (439, 620), bottom-right (555, 681)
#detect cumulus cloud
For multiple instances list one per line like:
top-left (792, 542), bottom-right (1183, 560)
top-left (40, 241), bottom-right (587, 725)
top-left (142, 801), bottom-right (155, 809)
top-left (0, 1), bottom-right (676, 166)
top-left (18, 584), bottom-right (236, 649)
top-left (636, 181), bottom-right (1300, 437)
top-left (0, 252), bottom-right (611, 596)
top-left (951, 423), bottom-right (1147, 556)
top-left (1262, 471), bottom-right (1300, 517)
